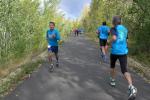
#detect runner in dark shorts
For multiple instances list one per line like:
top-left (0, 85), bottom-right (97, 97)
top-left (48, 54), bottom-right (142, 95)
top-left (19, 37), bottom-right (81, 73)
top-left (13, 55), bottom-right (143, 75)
top-left (107, 16), bottom-right (137, 100)
top-left (46, 22), bottom-right (61, 70)
top-left (97, 22), bottom-right (110, 62)
top-left (75, 29), bottom-right (79, 37)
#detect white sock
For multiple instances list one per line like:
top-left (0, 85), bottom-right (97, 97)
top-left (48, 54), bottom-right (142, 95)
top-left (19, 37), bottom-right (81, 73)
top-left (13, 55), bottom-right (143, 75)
top-left (129, 84), bottom-right (133, 89)
top-left (110, 77), bottom-right (115, 81)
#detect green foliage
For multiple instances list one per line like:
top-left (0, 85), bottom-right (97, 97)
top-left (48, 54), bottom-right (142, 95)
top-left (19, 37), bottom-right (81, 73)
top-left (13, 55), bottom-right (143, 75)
top-left (0, 0), bottom-right (74, 67)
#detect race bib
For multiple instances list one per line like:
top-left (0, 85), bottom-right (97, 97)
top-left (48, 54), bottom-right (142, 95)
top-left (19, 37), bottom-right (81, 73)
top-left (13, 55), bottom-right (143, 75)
top-left (48, 45), bottom-right (51, 48)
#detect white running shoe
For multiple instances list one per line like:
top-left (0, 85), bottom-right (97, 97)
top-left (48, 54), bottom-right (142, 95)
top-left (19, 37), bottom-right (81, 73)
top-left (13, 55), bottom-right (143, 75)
top-left (128, 85), bottom-right (137, 100)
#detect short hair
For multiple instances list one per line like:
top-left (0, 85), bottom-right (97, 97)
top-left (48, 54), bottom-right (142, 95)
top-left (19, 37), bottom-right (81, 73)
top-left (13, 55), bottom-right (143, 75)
top-left (112, 16), bottom-right (121, 25)
top-left (49, 22), bottom-right (55, 26)
top-left (102, 21), bottom-right (107, 25)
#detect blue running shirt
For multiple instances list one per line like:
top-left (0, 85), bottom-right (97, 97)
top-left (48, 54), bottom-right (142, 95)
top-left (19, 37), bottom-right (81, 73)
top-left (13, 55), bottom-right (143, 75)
top-left (98, 25), bottom-right (110, 39)
top-left (111, 25), bottom-right (128, 55)
top-left (46, 29), bottom-right (60, 46)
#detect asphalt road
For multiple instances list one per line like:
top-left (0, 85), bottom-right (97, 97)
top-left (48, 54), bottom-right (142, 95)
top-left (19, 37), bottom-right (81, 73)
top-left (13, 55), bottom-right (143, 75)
top-left (4, 35), bottom-right (150, 100)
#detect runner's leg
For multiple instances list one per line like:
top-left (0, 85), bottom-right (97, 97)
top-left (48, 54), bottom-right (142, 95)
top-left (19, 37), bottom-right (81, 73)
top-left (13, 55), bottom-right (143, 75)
top-left (118, 55), bottom-right (132, 86)
top-left (105, 44), bottom-right (109, 54)
top-left (103, 39), bottom-right (108, 55)
top-left (55, 52), bottom-right (59, 62)
top-left (99, 39), bottom-right (102, 54)
top-left (118, 55), bottom-right (137, 99)
top-left (100, 39), bottom-right (104, 56)
top-left (48, 53), bottom-right (52, 63)
top-left (102, 41), bottom-right (107, 62)
top-left (110, 54), bottom-right (117, 79)
top-left (48, 47), bottom-right (54, 72)
top-left (48, 47), bottom-right (53, 64)
top-left (54, 46), bottom-right (59, 67)
top-left (102, 46), bottom-right (106, 55)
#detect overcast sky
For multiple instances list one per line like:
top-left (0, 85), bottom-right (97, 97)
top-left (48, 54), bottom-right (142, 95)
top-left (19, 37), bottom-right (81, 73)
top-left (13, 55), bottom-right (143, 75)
top-left (58, 0), bottom-right (91, 19)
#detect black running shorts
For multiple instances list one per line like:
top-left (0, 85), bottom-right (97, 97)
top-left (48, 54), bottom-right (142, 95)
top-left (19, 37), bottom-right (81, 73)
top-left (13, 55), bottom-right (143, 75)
top-left (100, 39), bottom-right (107, 46)
top-left (110, 54), bottom-right (128, 74)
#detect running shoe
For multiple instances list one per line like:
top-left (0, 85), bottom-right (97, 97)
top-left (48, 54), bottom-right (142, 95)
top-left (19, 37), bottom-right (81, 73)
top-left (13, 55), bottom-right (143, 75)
top-left (49, 64), bottom-right (54, 72)
top-left (128, 85), bottom-right (137, 100)
top-left (110, 78), bottom-right (116, 87)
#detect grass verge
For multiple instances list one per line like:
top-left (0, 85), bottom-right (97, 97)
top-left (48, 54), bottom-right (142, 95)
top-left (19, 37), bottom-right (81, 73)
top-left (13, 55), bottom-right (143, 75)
top-left (0, 50), bottom-right (46, 97)
top-left (0, 60), bottom-right (44, 97)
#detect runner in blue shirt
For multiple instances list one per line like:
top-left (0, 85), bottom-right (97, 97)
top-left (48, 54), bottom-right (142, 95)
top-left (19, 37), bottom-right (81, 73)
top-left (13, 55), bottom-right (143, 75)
top-left (46, 22), bottom-right (61, 70)
top-left (107, 16), bottom-right (137, 100)
top-left (97, 22), bottom-right (110, 62)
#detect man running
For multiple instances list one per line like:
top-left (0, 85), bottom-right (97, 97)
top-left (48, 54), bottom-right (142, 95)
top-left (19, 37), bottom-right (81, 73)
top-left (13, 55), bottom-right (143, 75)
top-left (75, 28), bottom-right (79, 37)
top-left (73, 29), bottom-right (76, 36)
top-left (107, 16), bottom-right (137, 100)
top-left (97, 21), bottom-right (110, 62)
top-left (46, 22), bottom-right (61, 70)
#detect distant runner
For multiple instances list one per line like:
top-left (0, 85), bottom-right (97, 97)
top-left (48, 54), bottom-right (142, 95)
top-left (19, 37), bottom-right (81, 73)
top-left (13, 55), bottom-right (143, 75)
top-left (46, 22), bottom-right (61, 72)
top-left (107, 16), bottom-right (137, 100)
top-left (97, 21), bottom-right (110, 62)
top-left (75, 28), bottom-right (79, 37)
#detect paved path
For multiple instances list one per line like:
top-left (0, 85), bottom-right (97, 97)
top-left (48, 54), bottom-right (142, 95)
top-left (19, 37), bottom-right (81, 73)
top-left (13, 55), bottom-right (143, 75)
top-left (4, 35), bottom-right (150, 100)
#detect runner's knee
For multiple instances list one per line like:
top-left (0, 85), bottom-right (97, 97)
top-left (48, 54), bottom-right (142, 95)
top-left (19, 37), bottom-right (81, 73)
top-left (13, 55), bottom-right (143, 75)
top-left (119, 55), bottom-right (127, 74)
top-left (121, 67), bottom-right (128, 74)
